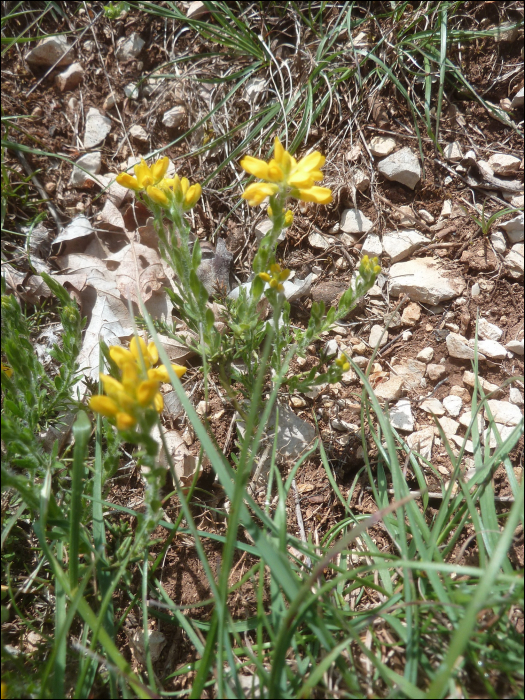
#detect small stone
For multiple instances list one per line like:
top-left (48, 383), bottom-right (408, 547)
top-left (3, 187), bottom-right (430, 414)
top-left (427, 364), bottom-right (447, 381)
top-left (115, 32), bottom-right (145, 61)
top-left (124, 82), bottom-right (140, 99)
top-left (418, 209), bottom-right (435, 224)
top-left (509, 388), bottom-right (524, 406)
top-left (402, 331), bottom-right (412, 341)
top-left (407, 427), bottom-right (434, 459)
top-left (477, 318), bottom-right (503, 341)
top-left (445, 323), bottom-right (460, 333)
top-left (361, 233), bottom-right (383, 257)
top-left (468, 338), bottom-right (507, 360)
top-left (325, 339), bottom-right (339, 358)
top-left (388, 257), bottom-right (466, 305)
top-left (462, 371), bottom-right (502, 397)
top-left (471, 283), bottom-right (481, 297)
top-left (389, 399), bottom-right (414, 431)
top-left (255, 218), bottom-right (285, 243)
top-left (55, 62), bottom-right (84, 91)
top-left (308, 231), bottom-right (330, 249)
top-left (374, 375), bottom-right (404, 401)
top-left (401, 302), bottom-right (421, 326)
top-left (369, 325), bottom-right (387, 348)
top-left (382, 229), bottom-right (429, 263)
top-left (417, 347), bottom-right (434, 363)
top-left (69, 151), bottom-right (102, 187)
top-left (340, 208), bottom-right (374, 234)
top-left (305, 382), bottom-right (328, 399)
top-left (500, 214), bottom-right (524, 244)
top-left (441, 199), bottom-right (453, 218)
top-left (291, 396), bottom-right (307, 408)
top-left (421, 398), bottom-right (445, 416)
top-left (443, 395), bottom-right (463, 417)
top-left (505, 339), bottom-right (524, 355)
top-left (196, 400), bottom-right (207, 416)
top-left (377, 147), bottom-right (421, 189)
top-left (449, 386), bottom-right (471, 402)
top-left (443, 141), bottom-right (463, 162)
top-left (84, 107), bottom-right (112, 148)
top-left (392, 359), bottom-right (426, 390)
top-left (459, 411), bottom-right (484, 431)
top-left (296, 356), bottom-right (307, 367)
top-left (511, 87), bottom-right (524, 108)
top-left (352, 341), bottom-right (367, 354)
top-left (484, 423), bottom-right (515, 449)
top-left (187, 0), bottom-right (209, 18)
top-left (490, 231), bottom-right (507, 255)
top-left (26, 35), bottom-right (72, 67)
top-left (436, 416), bottom-right (459, 437)
top-left (447, 332), bottom-right (486, 361)
top-left (504, 243), bottom-right (524, 279)
top-left (103, 92), bottom-right (118, 110)
top-left (488, 153), bottom-right (521, 176)
top-left (369, 136), bottom-right (396, 156)
top-left (341, 367), bottom-right (357, 385)
top-left (353, 356), bottom-right (368, 369)
top-left (353, 168), bottom-right (370, 191)
top-left (449, 435), bottom-right (474, 453)
top-left (129, 124), bottom-right (149, 145)
top-left (335, 256), bottom-right (348, 271)
top-left (162, 105), bottom-right (186, 129)
top-left (484, 400), bottom-right (522, 426)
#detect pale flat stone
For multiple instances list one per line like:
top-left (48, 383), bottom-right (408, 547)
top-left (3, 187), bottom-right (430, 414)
top-left (26, 35), bottom-right (72, 67)
top-left (361, 233), bottom-right (382, 257)
top-left (388, 258), bottom-right (466, 305)
top-left (488, 153), bottom-right (521, 176)
top-left (340, 208), bottom-right (373, 234)
top-left (443, 142), bottom-right (463, 162)
top-left (389, 399), bottom-right (414, 431)
top-left (436, 416), bottom-right (459, 437)
top-left (417, 347), bottom-right (434, 363)
top-left (115, 33), bottom-right (145, 61)
top-left (392, 359), bottom-right (426, 390)
top-left (308, 231), bottom-right (330, 249)
top-left (353, 168), bottom-right (370, 191)
top-left (162, 105), bottom-right (186, 129)
top-left (255, 218), bottom-right (285, 243)
top-left (369, 136), bottom-right (396, 156)
top-left (84, 107), bottom-right (111, 148)
top-left (484, 400), bottom-right (522, 426)
top-left (500, 214), bottom-right (524, 244)
top-left (490, 231), bottom-right (507, 255)
top-left (459, 411), bottom-right (484, 431)
top-left (509, 388), bottom-right (524, 406)
top-left (56, 62), bottom-right (83, 91)
top-left (124, 83), bottom-right (139, 100)
top-left (449, 386), bottom-right (471, 402)
top-left (447, 332), bottom-right (486, 361)
top-left (401, 302), bottom-right (421, 326)
top-left (421, 398), bottom-right (445, 416)
top-left (477, 318), bottom-right (503, 341)
top-left (441, 199), bottom-right (453, 218)
top-left (504, 243), bottom-right (524, 278)
top-left (341, 367), bottom-right (357, 385)
top-left (406, 427), bottom-right (434, 459)
top-left (468, 338), bottom-right (507, 360)
top-left (187, 0), bottom-right (209, 18)
top-left (443, 395), bottom-right (463, 417)
top-left (69, 152), bottom-right (102, 186)
top-left (129, 124), bottom-right (149, 145)
top-left (369, 325), bottom-right (387, 348)
top-left (377, 147), bottom-right (421, 189)
top-left (382, 229), bottom-right (429, 263)
top-left (427, 364), bottom-right (447, 381)
top-left (374, 375), bottom-right (404, 401)
top-left (291, 396), bottom-right (307, 408)
top-left (484, 423), bottom-right (515, 449)
top-left (418, 209), bottom-right (435, 224)
top-left (511, 87), bottom-right (524, 108)
top-left (463, 371), bottom-right (502, 397)
top-left (325, 339), bottom-right (339, 358)
top-left (505, 339), bottom-right (524, 355)
top-left (450, 435), bottom-right (474, 453)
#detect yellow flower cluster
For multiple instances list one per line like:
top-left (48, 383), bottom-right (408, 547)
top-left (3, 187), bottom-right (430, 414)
top-left (334, 354), bottom-right (350, 372)
top-left (88, 337), bottom-right (187, 431)
top-left (359, 255), bottom-right (382, 277)
top-left (240, 137), bottom-right (332, 206)
top-left (116, 157), bottom-right (201, 211)
top-left (258, 263), bottom-right (291, 293)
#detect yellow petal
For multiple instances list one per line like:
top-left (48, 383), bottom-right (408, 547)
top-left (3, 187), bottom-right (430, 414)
top-left (240, 155), bottom-right (270, 180)
top-left (259, 272), bottom-right (271, 282)
top-left (267, 163), bottom-right (284, 182)
top-left (116, 412), bottom-right (136, 430)
top-left (284, 210), bottom-right (294, 227)
top-left (154, 392), bottom-right (164, 412)
top-left (297, 151), bottom-right (325, 172)
top-left (274, 136), bottom-right (284, 163)
top-left (242, 182), bottom-right (279, 206)
top-left (130, 337), bottom-right (149, 366)
top-left (100, 374), bottom-right (125, 399)
top-left (134, 159), bottom-right (153, 188)
top-left (121, 361), bottom-right (140, 393)
top-left (136, 379), bottom-right (160, 407)
top-left (288, 172), bottom-right (315, 188)
top-left (151, 156), bottom-right (169, 183)
top-left (89, 395), bottom-right (119, 417)
top-left (109, 346), bottom-right (135, 368)
top-left (295, 186), bottom-right (333, 204)
top-left (1, 363), bottom-right (13, 377)
top-left (115, 173), bottom-right (141, 191)
top-left (279, 268), bottom-right (291, 282)
top-left (147, 185), bottom-right (169, 207)
top-left (147, 341), bottom-right (159, 365)
top-left (180, 177), bottom-right (189, 196)
top-left (184, 183), bottom-right (202, 209)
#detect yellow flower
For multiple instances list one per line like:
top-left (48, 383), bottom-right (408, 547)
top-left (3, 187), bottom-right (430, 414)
top-left (1, 363), bottom-right (13, 378)
top-left (335, 354), bottom-right (350, 372)
top-left (116, 157), bottom-right (169, 192)
top-left (359, 255), bottom-right (381, 277)
top-left (240, 137), bottom-right (332, 205)
top-left (258, 262), bottom-right (291, 293)
top-left (89, 336), bottom-right (187, 430)
top-left (147, 175), bottom-right (202, 211)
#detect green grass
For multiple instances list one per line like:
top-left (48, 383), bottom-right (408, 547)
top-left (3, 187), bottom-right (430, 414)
top-left (1, 2), bottom-right (524, 698)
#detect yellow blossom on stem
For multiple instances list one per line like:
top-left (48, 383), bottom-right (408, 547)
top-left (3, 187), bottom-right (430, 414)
top-left (240, 137), bottom-right (332, 205)
top-left (1, 363), bottom-right (13, 378)
top-left (89, 336), bottom-right (188, 430)
top-left (359, 255), bottom-right (382, 277)
top-left (116, 157), bottom-right (169, 192)
top-left (146, 175), bottom-right (202, 211)
top-left (258, 263), bottom-right (291, 293)
top-left (335, 354), bottom-right (350, 372)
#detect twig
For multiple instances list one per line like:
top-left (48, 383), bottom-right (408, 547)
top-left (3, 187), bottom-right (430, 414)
top-left (292, 479), bottom-right (312, 570)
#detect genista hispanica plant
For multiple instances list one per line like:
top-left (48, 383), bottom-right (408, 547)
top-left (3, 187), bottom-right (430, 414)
top-left (109, 138), bottom-right (381, 407)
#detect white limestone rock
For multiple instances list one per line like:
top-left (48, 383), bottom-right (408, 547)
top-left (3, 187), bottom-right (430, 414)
top-left (376, 147), bottom-right (421, 189)
top-left (369, 136), bottom-right (396, 157)
top-left (26, 35), bottom-right (72, 67)
top-left (84, 107), bottom-right (111, 148)
top-left (504, 243), bottom-right (524, 278)
top-left (443, 142), bottom-right (463, 162)
top-left (420, 397), bottom-right (445, 416)
top-left (484, 400), bottom-right (522, 426)
top-left (443, 395), bottom-right (462, 417)
top-left (382, 229), bottom-right (429, 263)
top-left (388, 258), bottom-right (466, 305)
top-left (468, 338), bottom-right (508, 360)
top-left (417, 347), bottom-right (434, 363)
top-left (115, 33), bottom-right (145, 61)
top-left (477, 318), bottom-right (503, 341)
top-left (374, 375), bottom-right (404, 401)
top-left (447, 332), bottom-right (486, 361)
top-left (505, 339), bottom-right (524, 355)
top-left (55, 62), bottom-right (84, 91)
top-left (490, 231), bottom-right (507, 255)
top-left (369, 325), bottom-right (387, 348)
top-left (389, 399), bottom-right (414, 431)
top-left (361, 233), bottom-right (383, 258)
top-left (500, 214), bottom-right (524, 244)
top-left (340, 208), bottom-right (374, 234)
top-left (406, 427), bottom-right (434, 459)
top-left (69, 152), bottom-right (102, 187)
